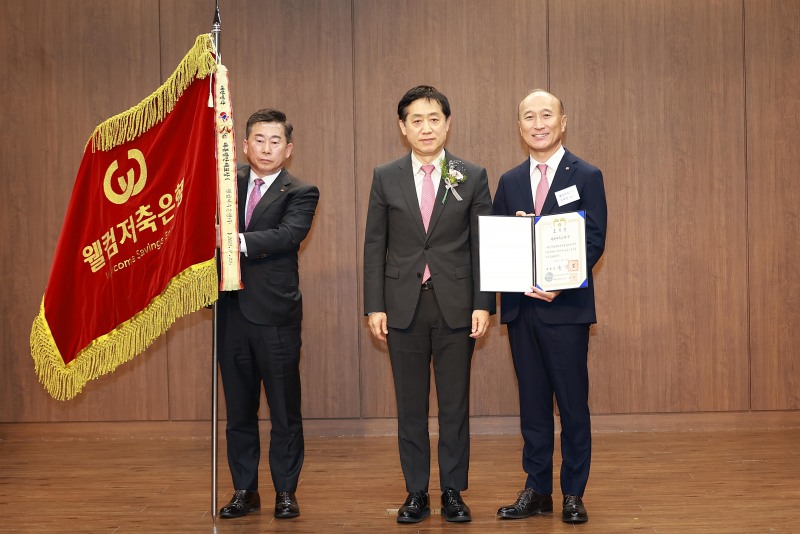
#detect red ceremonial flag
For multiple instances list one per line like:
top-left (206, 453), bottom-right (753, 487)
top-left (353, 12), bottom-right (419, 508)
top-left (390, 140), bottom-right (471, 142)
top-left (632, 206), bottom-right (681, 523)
top-left (30, 34), bottom-right (231, 400)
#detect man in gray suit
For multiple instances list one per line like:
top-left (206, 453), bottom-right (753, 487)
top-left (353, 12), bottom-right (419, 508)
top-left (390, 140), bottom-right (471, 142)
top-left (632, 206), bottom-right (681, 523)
top-left (363, 85), bottom-right (495, 524)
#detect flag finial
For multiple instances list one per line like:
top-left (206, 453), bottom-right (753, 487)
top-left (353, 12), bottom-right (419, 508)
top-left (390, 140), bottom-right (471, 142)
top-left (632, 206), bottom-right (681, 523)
top-left (212, 0), bottom-right (221, 63)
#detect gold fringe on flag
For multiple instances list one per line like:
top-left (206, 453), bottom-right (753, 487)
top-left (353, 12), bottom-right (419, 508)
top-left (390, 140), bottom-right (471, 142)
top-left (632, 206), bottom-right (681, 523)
top-left (30, 260), bottom-right (218, 401)
top-left (89, 34), bottom-right (217, 153)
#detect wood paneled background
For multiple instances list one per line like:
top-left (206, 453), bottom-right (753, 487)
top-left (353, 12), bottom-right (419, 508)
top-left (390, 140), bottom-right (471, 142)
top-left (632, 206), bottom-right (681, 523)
top-left (1, 0), bottom-right (798, 424)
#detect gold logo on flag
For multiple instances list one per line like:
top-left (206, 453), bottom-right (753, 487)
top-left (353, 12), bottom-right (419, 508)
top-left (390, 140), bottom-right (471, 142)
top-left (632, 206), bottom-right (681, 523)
top-left (103, 149), bottom-right (148, 204)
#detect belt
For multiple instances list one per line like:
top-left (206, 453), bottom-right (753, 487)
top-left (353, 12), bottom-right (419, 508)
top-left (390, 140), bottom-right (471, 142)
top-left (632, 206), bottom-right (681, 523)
top-left (421, 280), bottom-right (434, 290)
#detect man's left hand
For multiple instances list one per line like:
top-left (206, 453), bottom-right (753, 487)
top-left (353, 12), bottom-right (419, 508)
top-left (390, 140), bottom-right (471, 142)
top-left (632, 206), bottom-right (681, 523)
top-left (470, 309), bottom-right (490, 338)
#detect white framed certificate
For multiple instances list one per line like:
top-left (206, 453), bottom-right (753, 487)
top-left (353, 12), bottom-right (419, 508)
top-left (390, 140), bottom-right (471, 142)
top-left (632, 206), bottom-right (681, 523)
top-left (478, 215), bottom-right (534, 292)
top-left (534, 211), bottom-right (587, 291)
top-left (479, 211), bottom-right (587, 292)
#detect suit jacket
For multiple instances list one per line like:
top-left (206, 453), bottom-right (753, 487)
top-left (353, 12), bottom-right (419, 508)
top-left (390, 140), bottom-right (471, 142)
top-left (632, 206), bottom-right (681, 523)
top-left (493, 149), bottom-right (607, 325)
top-left (363, 150), bottom-right (496, 330)
top-left (230, 163), bottom-right (319, 326)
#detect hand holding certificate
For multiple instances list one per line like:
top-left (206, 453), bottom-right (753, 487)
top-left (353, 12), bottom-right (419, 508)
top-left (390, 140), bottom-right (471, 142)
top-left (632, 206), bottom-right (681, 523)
top-left (479, 211), bottom-right (588, 292)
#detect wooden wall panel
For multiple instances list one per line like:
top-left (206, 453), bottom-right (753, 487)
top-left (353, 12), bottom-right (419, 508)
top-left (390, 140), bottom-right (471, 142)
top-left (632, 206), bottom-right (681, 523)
top-left (746, 0), bottom-right (800, 410)
top-left (550, 0), bottom-right (749, 413)
top-left (160, 0), bottom-right (360, 419)
top-left (0, 0), bottom-right (170, 421)
top-left (353, 0), bottom-right (548, 418)
top-left (2, 0), bottom-right (798, 424)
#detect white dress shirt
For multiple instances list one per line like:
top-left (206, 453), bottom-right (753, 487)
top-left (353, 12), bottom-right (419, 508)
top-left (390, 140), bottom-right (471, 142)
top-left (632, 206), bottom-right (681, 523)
top-left (529, 145), bottom-right (566, 204)
top-left (240, 168), bottom-right (282, 256)
top-left (411, 149), bottom-right (444, 205)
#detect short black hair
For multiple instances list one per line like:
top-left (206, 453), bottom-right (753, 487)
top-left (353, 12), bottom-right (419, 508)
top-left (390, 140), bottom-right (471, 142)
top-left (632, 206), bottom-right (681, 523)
top-left (397, 85), bottom-right (451, 121)
top-left (245, 108), bottom-right (293, 143)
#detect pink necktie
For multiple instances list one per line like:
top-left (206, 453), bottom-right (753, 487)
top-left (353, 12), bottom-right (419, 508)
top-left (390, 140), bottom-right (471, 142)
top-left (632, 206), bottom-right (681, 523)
top-left (420, 164), bottom-right (435, 283)
top-left (534, 163), bottom-right (549, 216)
top-left (245, 178), bottom-right (264, 228)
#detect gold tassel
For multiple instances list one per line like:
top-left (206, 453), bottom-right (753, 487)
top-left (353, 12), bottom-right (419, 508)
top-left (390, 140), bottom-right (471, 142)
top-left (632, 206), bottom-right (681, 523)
top-left (89, 34), bottom-right (217, 152)
top-left (30, 260), bottom-right (218, 401)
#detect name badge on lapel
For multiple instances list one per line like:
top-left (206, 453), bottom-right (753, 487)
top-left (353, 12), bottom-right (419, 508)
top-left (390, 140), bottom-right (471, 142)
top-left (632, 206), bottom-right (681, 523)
top-left (555, 185), bottom-right (580, 206)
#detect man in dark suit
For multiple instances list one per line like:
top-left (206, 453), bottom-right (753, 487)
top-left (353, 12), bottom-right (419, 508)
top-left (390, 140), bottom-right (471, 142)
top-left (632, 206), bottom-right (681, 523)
top-left (493, 90), bottom-right (607, 524)
top-left (363, 85), bottom-right (495, 524)
top-left (216, 108), bottom-right (319, 520)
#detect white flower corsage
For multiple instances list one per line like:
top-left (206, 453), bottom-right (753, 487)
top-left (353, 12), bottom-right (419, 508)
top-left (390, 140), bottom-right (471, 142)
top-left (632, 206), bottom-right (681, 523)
top-left (441, 157), bottom-right (468, 203)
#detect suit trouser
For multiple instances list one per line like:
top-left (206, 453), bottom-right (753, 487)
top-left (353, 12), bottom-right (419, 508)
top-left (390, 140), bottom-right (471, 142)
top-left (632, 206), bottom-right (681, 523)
top-left (387, 286), bottom-right (475, 493)
top-left (217, 297), bottom-right (304, 493)
top-left (507, 298), bottom-right (591, 497)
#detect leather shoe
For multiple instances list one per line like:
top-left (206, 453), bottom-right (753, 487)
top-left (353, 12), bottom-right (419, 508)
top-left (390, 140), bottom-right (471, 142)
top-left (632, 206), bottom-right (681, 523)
top-left (562, 495), bottom-right (588, 523)
top-left (497, 488), bottom-right (553, 519)
top-left (275, 491), bottom-right (300, 519)
top-left (441, 488), bottom-right (471, 522)
top-left (397, 491), bottom-right (430, 523)
top-left (219, 489), bottom-right (260, 519)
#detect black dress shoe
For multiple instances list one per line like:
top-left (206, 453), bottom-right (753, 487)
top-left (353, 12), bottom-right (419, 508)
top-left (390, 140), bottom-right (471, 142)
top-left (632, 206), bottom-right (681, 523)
top-left (397, 491), bottom-right (430, 523)
top-left (274, 491), bottom-right (300, 519)
top-left (441, 488), bottom-right (471, 522)
top-left (562, 495), bottom-right (588, 523)
top-left (497, 488), bottom-right (553, 519)
top-left (219, 489), bottom-right (260, 519)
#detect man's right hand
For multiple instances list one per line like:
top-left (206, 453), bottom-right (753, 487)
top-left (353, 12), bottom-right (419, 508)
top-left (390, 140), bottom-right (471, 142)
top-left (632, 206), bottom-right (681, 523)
top-left (368, 312), bottom-right (389, 342)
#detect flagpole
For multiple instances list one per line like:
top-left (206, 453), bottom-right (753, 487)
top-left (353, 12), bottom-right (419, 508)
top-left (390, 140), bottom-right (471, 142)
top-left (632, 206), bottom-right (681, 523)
top-left (211, 0), bottom-right (221, 525)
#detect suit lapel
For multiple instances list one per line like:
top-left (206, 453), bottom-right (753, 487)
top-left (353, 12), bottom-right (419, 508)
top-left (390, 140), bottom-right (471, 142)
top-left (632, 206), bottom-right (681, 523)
top-left (237, 166), bottom-right (249, 232)
top-left (397, 155), bottom-right (427, 236)
top-left (425, 150), bottom-right (452, 239)
top-left (425, 183), bottom-right (447, 239)
top-left (542, 150), bottom-right (578, 215)
top-left (514, 158), bottom-right (534, 213)
top-left (248, 169), bottom-right (290, 229)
